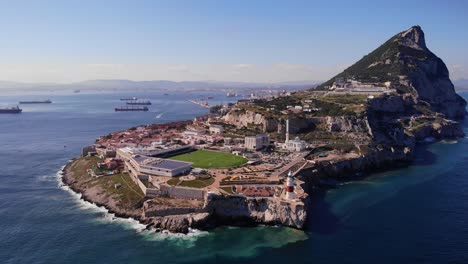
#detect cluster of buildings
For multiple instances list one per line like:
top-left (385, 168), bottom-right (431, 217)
top-left (329, 78), bottom-right (393, 94)
top-left (83, 109), bottom-right (313, 201)
top-left (280, 119), bottom-right (308, 152)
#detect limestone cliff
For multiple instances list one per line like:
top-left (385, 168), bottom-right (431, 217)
top-left (140, 194), bottom-right (307, 233)
top-left (204, 195), bottom-right (306, 229)
top-left (223, 109), bottom-right (314, 133)
top-left (319, 26), bottom-right (467, 120)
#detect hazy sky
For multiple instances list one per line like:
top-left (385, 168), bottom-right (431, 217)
top-left (0, 0), bottom-right (467, 83)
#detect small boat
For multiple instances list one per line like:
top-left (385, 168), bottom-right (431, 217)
top-left (120, 97), bottom-right (138, 101)
top-left (73, 89), bottom-right (80, 93)
top-left (0, 106), bottom-right (22, 114)
top-left (19, 99), bottom-right (52, 104)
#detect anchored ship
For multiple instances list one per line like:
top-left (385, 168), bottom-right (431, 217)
top-left (19, 99), bottom-right (52, 104)
top-left (126, 100), bottom-right (151, 105)
top-left (0, 106), bottom-right (22, 114)
top-left (120, 97), bottom-right (138, 101)
top-left (115, 106), bottom-right (149, 112)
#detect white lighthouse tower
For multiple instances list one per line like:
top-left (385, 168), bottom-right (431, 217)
top-left (285, 170), bottom-right (295, 200)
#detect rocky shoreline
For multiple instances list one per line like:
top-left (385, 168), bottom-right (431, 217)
top-left (59, 25), bottom-right (467, 235)
top-left (61, 160), bottom-right (307, 234)
top-left (61, 160), bottom-right (143, 220)
top-left (61, 119), bottom-right (463, 234)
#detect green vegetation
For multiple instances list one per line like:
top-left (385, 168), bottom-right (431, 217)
top-left (94, 173), bottom-right (145, 208)
top-left (209, 104), bottom-right (223, 114)
top-left (311, 145), bottom-right (334, 154)
top-left (220, 186), bottom-right (235, 194)
top-left (170, 150), bottom-right (248, 168)
top-left (322, 94), bottom-right (368, 105)
top-left (69, 157), bottom-right (144, 209)
top-left (414, 104), bottom-right (436, 116)
top-left (315, 27), bottom-right (430, 94)
top-left (255, 96), bottom-right (300, 112)
top-left (69, 156), bottom-right (101, 180)
top-left (167, 176), bottom-right (215, 188)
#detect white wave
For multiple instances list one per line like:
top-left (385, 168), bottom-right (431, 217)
top-left (37, 174), bottom-right (59, 182)
top-left (155, 112), bottom-right (164, 119)
top-left (439, 139), bottom-right (458, 144)
top-left (55, 163), bottom-right (209, 239)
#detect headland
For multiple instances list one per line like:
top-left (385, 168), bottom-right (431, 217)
top-left (62, 26), bottom-right (466, 234)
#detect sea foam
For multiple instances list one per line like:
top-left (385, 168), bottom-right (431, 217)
top-left (55, 163), bottom-right (208, 240)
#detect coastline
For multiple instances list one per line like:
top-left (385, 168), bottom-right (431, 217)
top-left (60, 157), bottom-right (307, 234)
top-left (61, 159), bottom-right (143, 220)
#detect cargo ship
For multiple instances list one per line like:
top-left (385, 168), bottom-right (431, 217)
top-left (120, 97), bottom-right (137, 101)
top-left (0, 106), bottom-right (22, 114)
top-left (19, 99), bottom-right (52, 104)
top-left (126, 100), bottom-right (151, 105)
top-left (115, 106), bottom-right (149, 112)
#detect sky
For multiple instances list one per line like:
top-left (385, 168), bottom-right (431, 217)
top-left (0, 0), bottom-right (467, 83)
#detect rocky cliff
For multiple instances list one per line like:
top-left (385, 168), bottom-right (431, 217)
top-left (140, 194), bottom-right (307, 233)
top-left (298, 146), bottom-right (414, 187)
top-left (204, 194), bottom-right (306, 229)
top-left (319, 26), bottom-right (467, 120)
top-left (223, 109), bottom-right (315, 133)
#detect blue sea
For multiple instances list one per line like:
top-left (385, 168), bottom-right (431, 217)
top-left (0, 90), bottom-right (467, 264)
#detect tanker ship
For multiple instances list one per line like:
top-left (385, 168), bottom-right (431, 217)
top-left (115, 106), bottom-right (149, 112)
top-left (0, 106), bottom-right (22, 114)
top-left (19, 99), bottom-right (52, 104)
top-left (126, 99), bottom-right (151, 105)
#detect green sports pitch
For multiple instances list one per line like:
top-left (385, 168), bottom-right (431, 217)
top-left (169, 150), bottom-right (247, 168)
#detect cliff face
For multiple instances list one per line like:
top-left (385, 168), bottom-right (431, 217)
top-left (319, 26), bottom-right (467, 120)
top-left (205, 195), bottom-right (307, 229)
top-left (223, 110), bottom-right (314, 133)
top-left (298, 146), bottom-right (413, 185)
top-left (410, 120), bottom-right (465, 140)
top-left (325, 116), bottom-right (370, 133)
top-left (140, 194), bottom-right (307, 233)
top-left (399, 27), bottom-right (466, 119)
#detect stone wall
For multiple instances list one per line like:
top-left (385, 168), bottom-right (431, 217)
top-left (160, 184), bottom-right (205, 200)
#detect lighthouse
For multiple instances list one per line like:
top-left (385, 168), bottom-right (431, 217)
top-left (286, 170), bottom-right (295, 200)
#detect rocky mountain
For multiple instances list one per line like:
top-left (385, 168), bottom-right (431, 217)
top-left (318, 26), bottom-right (466, 119)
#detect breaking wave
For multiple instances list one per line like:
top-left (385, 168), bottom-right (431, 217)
top-left (55, 163), bottom-right (207, 240)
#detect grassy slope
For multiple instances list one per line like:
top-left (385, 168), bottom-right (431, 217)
top-left (69, 156), bottom-right (144, 209)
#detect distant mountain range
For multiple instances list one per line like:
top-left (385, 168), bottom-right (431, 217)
top-left (0, 79), bottom-right (321, 92)
top-left (453, 79), bottom-right (468, 90)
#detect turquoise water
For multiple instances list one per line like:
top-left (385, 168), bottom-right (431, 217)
top-left (0, 91), bottom-right (467, 263)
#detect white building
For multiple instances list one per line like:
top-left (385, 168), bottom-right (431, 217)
top-left (285, 137), bottom-right (307, 152)
top-left (183, 129), bottom-right (206, 136)
top-left (209, 125), bottom-right (224, 134)
top-left (245, 134), bottom-right (270, 151)
top-left (117, 147), bottom-right (192, 177)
